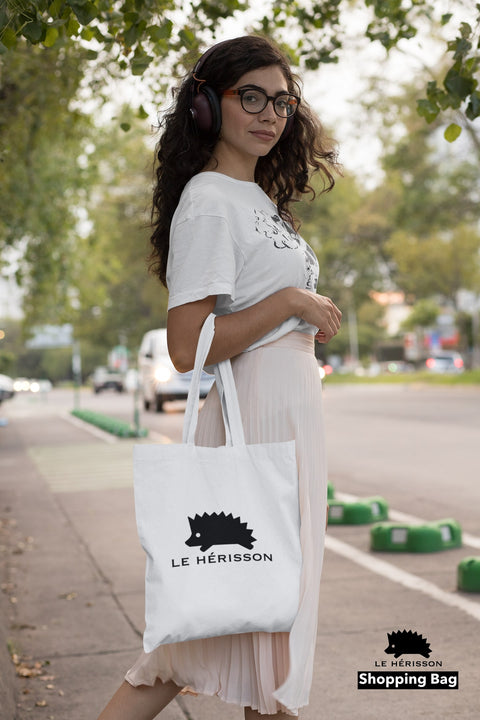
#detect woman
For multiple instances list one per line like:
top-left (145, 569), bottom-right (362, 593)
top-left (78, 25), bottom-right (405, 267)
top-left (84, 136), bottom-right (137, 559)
top-left (97, 34), bottom-right (341, 720)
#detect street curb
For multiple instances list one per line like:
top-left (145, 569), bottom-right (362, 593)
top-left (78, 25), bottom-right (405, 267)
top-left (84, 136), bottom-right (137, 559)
top-left (61, 411), bottom-right (119, 443)
top-left (0, 568), bottom-right (17, 719)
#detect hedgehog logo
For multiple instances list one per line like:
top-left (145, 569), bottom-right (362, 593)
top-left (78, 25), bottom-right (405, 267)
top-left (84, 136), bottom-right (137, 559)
top-left (384, 630), bottom-right (432, 659)
top-left (185, 512), bottom-right (257, 553)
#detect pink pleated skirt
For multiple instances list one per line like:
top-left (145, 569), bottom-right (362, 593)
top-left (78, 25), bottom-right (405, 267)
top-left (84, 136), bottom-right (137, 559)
top-left (125, 331), bottom-right (328, 715)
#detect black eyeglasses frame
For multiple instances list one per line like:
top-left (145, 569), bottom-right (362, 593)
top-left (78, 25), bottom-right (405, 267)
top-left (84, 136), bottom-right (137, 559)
top-left (222, 85), bottom-right (301, 118)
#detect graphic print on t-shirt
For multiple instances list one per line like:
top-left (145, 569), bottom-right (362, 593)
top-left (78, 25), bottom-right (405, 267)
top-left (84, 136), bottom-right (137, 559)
top-left (254, 209), bottom-right (300, 249)
top-left (304, 244), bottom-right (319, 291)
top-left (254, 209), bottom-right (318, 292)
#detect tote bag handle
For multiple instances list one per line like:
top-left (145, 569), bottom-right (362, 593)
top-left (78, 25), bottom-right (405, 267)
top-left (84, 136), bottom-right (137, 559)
top-left (182, 314), bottom-right (246, 447)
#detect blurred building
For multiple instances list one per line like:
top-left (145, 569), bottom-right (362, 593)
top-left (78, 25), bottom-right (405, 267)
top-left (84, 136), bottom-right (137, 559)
top-left (370, 291), bottom-right (410, 336)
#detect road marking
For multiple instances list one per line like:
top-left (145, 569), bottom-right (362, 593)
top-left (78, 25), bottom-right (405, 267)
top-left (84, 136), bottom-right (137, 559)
top-left (28, 443), bottom-right (135, 493)
top-left (29, 429), bottom-right (173, 493)
top-left (336, 491), bottom-right (480, 550)
top-left (325, 535), bottom-right (480, 623)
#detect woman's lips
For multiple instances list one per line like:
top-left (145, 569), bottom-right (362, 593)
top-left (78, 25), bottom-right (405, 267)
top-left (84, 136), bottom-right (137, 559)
top-left (250, 130), bottom-right (276, 141)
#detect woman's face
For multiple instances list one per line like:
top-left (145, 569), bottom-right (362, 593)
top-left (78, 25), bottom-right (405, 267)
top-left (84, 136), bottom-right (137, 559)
top-left (215, 65), bottom-right (289, 174)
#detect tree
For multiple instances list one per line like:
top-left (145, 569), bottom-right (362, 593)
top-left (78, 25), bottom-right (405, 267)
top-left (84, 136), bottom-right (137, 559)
top-left (0, 35), bottom-right (167, 349)
top-left (298, 173), bottom-right (385, 308)
top-left (385, 226), bottom-right (480, 306)
top-left (322, 297), bottom-right (387, 364)
top-left (0, 41), bottom-right (95, 324)
top-left (1, 0), bottom-right (479, 134)
top-left (296, 173), bottom-right (388, 361)
top-left (362, 72), bottom-right (480, 305)
top-left (401, 299), bottom-right (440, 331)
top-left (71, 108), bottom-right (169, 353)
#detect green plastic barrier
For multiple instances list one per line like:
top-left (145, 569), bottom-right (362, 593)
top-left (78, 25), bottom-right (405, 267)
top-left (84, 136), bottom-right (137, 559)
top-left (457, 557), bottom-right (480, 592)
top-left (435, 519), bottom-right (462, 549)
top-left (328, 496), bottom-right (389, 525)
top-left (364, 496), bottom-right (389, 522)
top-left (370, 518), bottom-right (462, 553)
top-left (327, 482), bottom-right (335, 499)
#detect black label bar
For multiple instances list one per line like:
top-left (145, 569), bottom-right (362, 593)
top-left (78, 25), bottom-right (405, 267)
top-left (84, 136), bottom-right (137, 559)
top-left (357, 671), bottom-right (458, 690)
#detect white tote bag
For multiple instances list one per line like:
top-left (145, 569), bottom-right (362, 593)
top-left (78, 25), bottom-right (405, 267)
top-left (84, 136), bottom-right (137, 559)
top-left (133, 314), bottom-right (302, 652)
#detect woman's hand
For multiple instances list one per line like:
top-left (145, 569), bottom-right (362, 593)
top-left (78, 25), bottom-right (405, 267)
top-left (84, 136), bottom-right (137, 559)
top-left (293, 289), bottom-right (342, 343)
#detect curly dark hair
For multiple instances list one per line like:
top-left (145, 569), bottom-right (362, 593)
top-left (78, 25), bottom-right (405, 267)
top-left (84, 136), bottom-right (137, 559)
top-left (150, 35), bottom-right (340, 286)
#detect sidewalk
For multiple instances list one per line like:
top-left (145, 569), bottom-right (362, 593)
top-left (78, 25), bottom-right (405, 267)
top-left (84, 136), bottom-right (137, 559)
top-left (2, 399), bottom-right (293, 720)
top-left (0, 404), bottom-right (192, 720)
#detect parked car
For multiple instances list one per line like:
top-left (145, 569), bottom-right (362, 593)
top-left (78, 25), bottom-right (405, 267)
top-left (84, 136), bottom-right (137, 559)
top-left (12, 377), bottom-right (52, 394)
top-left (424, 351), bottom-right (464, 374)
top-left (29, 379), bottom-right (52, 393)
top-left (92, 366), bottom-right (125, 393)
top-left (138, 328), bottom-right (214, 412)
top-left (0, 374), bottom-right (14, 404)
top-left (13, 377), bottom-right (31, 392)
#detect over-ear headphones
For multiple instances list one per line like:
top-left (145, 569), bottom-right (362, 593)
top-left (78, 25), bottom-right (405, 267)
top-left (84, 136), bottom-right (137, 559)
top-left (189, 41), bottom-right (295, 141)
top-left (189, 42), bottom-right (227, 138)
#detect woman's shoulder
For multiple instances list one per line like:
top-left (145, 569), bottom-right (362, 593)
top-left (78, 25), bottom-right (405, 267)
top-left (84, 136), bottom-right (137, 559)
top-left (178, 172), bottom-right (267, 219)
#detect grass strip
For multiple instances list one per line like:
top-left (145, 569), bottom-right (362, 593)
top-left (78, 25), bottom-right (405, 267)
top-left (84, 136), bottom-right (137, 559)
top-left (71, 409), bottom-right (148, 438)
top-left (324, 369), bottom-right (480, 385)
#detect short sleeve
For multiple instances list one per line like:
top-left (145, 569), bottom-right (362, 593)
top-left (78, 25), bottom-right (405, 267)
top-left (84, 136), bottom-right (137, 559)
top-left (166, 215), bottom-right (243, 310)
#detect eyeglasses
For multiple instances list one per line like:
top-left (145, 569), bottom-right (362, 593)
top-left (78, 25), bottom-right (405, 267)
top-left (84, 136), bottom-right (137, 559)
top-left (222, 85), bottom-right (300, 118)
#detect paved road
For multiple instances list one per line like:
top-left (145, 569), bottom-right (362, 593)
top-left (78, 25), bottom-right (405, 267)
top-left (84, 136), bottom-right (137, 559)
top-left (1, 384), bottom-right (480, 719)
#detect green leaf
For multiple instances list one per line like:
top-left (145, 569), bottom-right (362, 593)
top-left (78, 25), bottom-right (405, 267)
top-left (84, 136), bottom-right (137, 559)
top-left (444, 123), bottom-right (462, 142)
top-left (123, 23), bottom-right (140, 48)
top-left (416, 98), bottom-right (439, 123)
top-left (81, 26), bottom-right (95, 40)
top-left (451, 37), bottom-right (472, 61)
top-left (43, 26), bottom-right (59, 47)
top-left (94, 27), bottom-right (108, 43)
top-left (441, 13), bottom-right (452, 25)
top-left (147, 20), bottom-right (173, 42)
top-left (444, 67), bottom-right (475, 101)
top-left (22, 21), bottom-right (44, 44)
top-left (137, 104), bottom-right (149, 119)
top-left (120, 123), bottom-right (131, 132)
top-left (49, 0), bottom-right (64, 16)
top-left (465, 56), bottom-right (480, 73)
top-left (178, 28), bottom-right (196, 49)
top-left (0, 26), bottom-right (17, 49)
top-left (466, 91), bottom-right (480, 120)
top-left (66, 15), bottom-right (80, 36)
top-left (130, 48), bottom-right (153, 75)
top-left (67, 0), bottom-right (98, 26)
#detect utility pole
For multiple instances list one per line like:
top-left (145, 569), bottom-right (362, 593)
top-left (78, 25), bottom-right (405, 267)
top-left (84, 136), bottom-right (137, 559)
top-left (472, 299), bottom-right (480, 369)
top-left (72, 341), bottom-right (82, 410)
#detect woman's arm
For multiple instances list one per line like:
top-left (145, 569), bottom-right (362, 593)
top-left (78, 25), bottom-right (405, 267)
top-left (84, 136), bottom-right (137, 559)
top-left (167, 287), bottom-right (342, 373)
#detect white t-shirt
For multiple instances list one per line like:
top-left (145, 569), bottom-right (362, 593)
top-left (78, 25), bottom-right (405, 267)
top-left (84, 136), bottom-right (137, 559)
top-left (166, 172), bottom-right (319, 351)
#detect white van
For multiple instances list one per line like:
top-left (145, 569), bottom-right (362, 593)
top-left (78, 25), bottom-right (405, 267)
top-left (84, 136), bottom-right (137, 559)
top-left (138, 329), bottom-right (214, 412)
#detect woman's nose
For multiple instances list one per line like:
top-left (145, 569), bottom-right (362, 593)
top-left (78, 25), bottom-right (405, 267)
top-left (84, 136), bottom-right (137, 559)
top-left (259, 99), bottom-right (277, 121)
